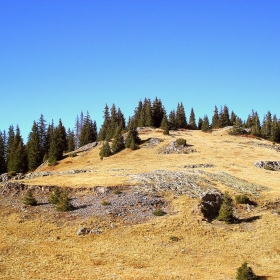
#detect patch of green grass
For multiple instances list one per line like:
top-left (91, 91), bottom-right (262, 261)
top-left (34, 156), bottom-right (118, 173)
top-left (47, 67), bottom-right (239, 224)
top-left (153, 209), bottom-right (166, 216)
top-left (235, 194), bottom-right (250, 204)
top-left (101, 200), bottom-right (111, 206)
top-left (113, 189), bottom-right (121, 195)
top-left (169, 236), bottom-right (179, 242)
top-left (264, 165), bottom-right (275, 171)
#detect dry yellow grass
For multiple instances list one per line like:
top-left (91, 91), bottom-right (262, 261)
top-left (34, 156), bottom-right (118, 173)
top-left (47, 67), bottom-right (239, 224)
top-left (1, 128), bottom-right (280, 279)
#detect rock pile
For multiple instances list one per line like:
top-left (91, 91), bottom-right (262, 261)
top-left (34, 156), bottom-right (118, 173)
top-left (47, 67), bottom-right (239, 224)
top-left (193, 191), bottom-right (223, 221)
top-left (160, 141), bottom-right (196, 154)
top-left (254, 161), bottom-right (280, 171)
top-left (0, 173), bottom-right (10, 182)
top-left (183, 164), bottom-right (214, 169)
top-left (143, 138), bottom-right (161, 149)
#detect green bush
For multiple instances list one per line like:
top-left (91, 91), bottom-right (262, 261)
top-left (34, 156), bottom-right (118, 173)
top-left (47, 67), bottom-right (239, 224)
top-left (264, 165), bottom-right (275, 171)
top-left (236, 262), bottom-right (257, 280)
top-left (23, 190), bottom-right (37, 206)
top-left (68, 152), bottom-right (77, 158)
top-left (101, 200), bottom-right (111, 206)
top-left (235, 194), bottom-right (250, 204)
top-left (113, 188), bottom-right (121, 195)
top-left (8, 171), bottom-right (16, 176)
top-left (153, 209), bottom-right (166, 216)
top-left (99, 141), bottom-right (112, 159)
top-left (217, 192), bottom-right (234, 224)
top-left (55, 189), bottom-right (74, 212)
top-left (48, 159), bottom-right (57, 166)
top-left (169, 236), bottom-right (179, 242)
top-left (176, 138), bottom-right (187, 146)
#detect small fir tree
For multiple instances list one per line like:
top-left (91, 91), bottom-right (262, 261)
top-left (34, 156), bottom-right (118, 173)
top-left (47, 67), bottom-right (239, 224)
top-left (111, 127), bottom-right (125, 154)
top-left (23, 189), bottom-right (37, 206)
top-left (99, 141), bottom-right (112, 158)
top-left (125, 129), bottom-right (140, 150)
top-left (160, 114), bottom-right (169, 135)
top-left (55, 189), bottom-right (74, 212)
top-left (236, 262), bottom-right (257, 280)
top-left (217, 191), bottom-right (234, 223)
top-left (49, 187), bottom-right (62, 204)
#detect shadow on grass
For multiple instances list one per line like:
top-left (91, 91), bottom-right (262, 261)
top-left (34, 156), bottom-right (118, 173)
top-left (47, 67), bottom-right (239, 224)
top-left (236, 215), bottom-right (261, 223)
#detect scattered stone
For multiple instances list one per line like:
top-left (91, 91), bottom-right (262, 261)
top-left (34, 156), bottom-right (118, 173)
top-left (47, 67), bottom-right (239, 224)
top-left (159, 141), bottom-right (196, 154)
top-left (0, 173), bottom-right (10, 182)
top-left (254, 161), bottom-right (280, 171)
top-left (77, 227), bottom-right (91, 235)
top-left (183, 164), bottom-right (214, 169)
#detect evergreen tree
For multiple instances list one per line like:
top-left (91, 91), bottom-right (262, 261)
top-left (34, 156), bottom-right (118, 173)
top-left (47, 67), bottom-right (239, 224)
top-left (55, 189), bottom-right (74, 212)
top-left (111, 126), bottom-right (125, 154)
top-left (27, 121), bottom-right (42, 171)
top-left (230, 111), bottom-right (237, 126)
top-left (134, 100), bottom-right (144, 127)
top-left (160, 113), bottom-right (169, 135)
top-left (117, 108), bottom-right (126, 131)
top-left (236, 262), bottom-right (257, 280)
top-left (152, 97), bottom-right (165, 128)
top-left (175, 102), bottom-right (187, 129)
top-left (201, 115), bottom-right (210, 131)
top-left (38, 114), bottom-right (47, 159)
top-left (55, 119), bottom-right (67, 159)
top-left (189, 107), bottom-right (197, 129)
top-left (79, 112), bottom-right (97, 146)
top-left (217, 192), bottom-right (234, 224)
top-left (23, 189), bottom-right (37, 206)
top-left (99, 141), bottom-right (112, 158)
top-left (45, 121), bottom-right (54, 158)
top-left (6, 125), bottom-right (15, 166)
top-left (98, 104), bottom-right (111, 141)
top-left (0, 131), bottom-right (7, 174)
top-left (251, 112), bottom-right (261, 136)
top-left (49, 187), bottom-right (62, 204)
top-left (125, 128), bottom-right (140, 150)
top-left (212, 106), bottom-right (219, 129)
top-left (7, 126), bottom-right (28, 173)
top-left (67, 129), bottom-right (75, 152)
top-left (143, 98), bottom-right (152, 127)
top-left (197, 117), bottom-right (203, 130)
top-left (168, 110), bottom-right (177, 130)
top-left (261, 111), bottom-right (272, 139)
top-left (271, 114), bottom-right (280, 142)
top-left (219, 105), bottom-right (230, 128)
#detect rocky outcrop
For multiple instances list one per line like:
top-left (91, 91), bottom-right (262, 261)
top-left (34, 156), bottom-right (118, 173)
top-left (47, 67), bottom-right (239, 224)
top-left (0, 173), bottom-right (10, 182)
top-left (193, 191), bottom-right (223, 221)
top-left (183, 164), bottom-right (214, 169)
top-left (160, 141), bottom-right (196, 154)
top-left (254, 161), bottom-right (280, 171)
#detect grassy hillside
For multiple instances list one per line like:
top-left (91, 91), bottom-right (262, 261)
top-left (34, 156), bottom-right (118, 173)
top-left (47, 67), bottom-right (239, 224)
top-left (1, 128), bottom-right (280, 279)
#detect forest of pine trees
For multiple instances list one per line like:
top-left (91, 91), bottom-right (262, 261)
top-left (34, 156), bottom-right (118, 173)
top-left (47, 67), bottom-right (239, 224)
top-left (0, 98), bottom-right (279, 174)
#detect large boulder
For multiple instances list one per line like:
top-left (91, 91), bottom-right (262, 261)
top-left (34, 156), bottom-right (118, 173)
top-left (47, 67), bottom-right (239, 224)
top-left (194, 191), bottom-right (223, 221)
top-left (254, 161), bottom-right (280, 171)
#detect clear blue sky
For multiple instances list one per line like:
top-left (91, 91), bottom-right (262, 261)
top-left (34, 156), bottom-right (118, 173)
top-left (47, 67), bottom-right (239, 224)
top-left (0, 0), bottom-right (279, 141)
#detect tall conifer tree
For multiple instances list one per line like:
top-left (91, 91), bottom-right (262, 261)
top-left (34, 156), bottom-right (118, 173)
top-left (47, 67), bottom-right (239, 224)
top-left (189, 108), bottom-right (197, 129)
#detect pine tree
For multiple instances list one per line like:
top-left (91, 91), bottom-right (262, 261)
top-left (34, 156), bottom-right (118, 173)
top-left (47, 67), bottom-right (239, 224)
top-left (189, 108), bottom-right (197, 129)
top-left (111, 127), bottom-right (125, 154)
top-left (197, 118), bottom-right (203, 130)
top-left (251, 112), bottom-right (261, 136)
top-left (230, 111), bottom-right (237, 126)
top-left (134, 100), bottom-right (144, 127)
top-left (217, 192), bottom-right (234, 224)
top-left (160, 114), bottom-right (169, 135)
top-left (219, 105), bottom-right (230, 128)
top-left (261, 111), bottom-right (272, 139)
top-left (55, 119), bottom-right (67, 160)
top-left (168, 110), bottom-right (177, 130)
top-left (271, 114), bottom-right (280, 143)
top-left (99, 141), bottom-right (112, 158)
top-left (125, 128), bottom-right (140, 150)
top-left (55, 189), bottom-right (74, 212)
top-left (152, 97), bottom-right (165, 128)
top-left (175, 102), bottom-right (187, 129)
top-left (49, 187), bottom-right (62, 205)
top-left (236, 262), bottom-right (257, 280)
top-left (201, 115), bottom-right (210, 131)
top-left (67, 129), bottom-right (75, 152)
top-left (143, 98), bottom-right (152, 127)
top-left (0, 131), bottom-right (7, 174)
top-left (98, 104), bottom-right (111, 141)
top-left (212, 106), bottom-right (219, 129)
top-left (23, 189), bottom-right (37, 206)
top-left (79, 112), bottom-right (97, 146)
top-left (38, 114), bottom-right (47, 160)
top-left (7, 126), bottom-right (27, 173)
top-left (27, 121), bottom-right (42, 171)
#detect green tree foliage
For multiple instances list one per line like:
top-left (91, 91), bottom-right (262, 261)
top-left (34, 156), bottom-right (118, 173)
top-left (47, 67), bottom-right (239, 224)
top-left (111, 127), bottom-right (125, 154)
top-left (201, 115), bottom-right (210, 132)
top-left (188, 107), bottom-right (197, 129)
top-left (212, 106), bottom-right (219, 129)
top-left (219, 105), bottom-right (230, 128)
top-left (125, 128), bottom-right (140, 150)
top-left (175, 102), bottom-right (187, 129)
top-left (261, 111), bottom-right (272, 139)
top-left (27, 121), bottom-right (42, 171)
top-left (217, 191), bottom-right (234, 224)
top-left (49, 187), bottom-right (62, 204)
top-left (197, 117), bottom-right (203, 130)
top-left (271, 114), bottom-right (280, 142)
top-left (99, 141), bottom-right (112, 158)
top-left (55, 189), bottom-right (74, 212)
top-left (67, 129), bottom-right (75, 152)
top-left (236, 262), bottom-right (257, 280)
top-left (38, 114), bottom-right (47, 159)
top-left (7, 126), bottom-right (28, 173)
top-left (0, 131), bottom-right (7, 174)
top-left (79, 111), bottom-right (97, 147)
top-left (160, 114), bottom-right (169, 135)
top-left (168, 110), bottom-right (177, 130)
top-left (143, 98), bottom-right (152, 127)
top-left (152, 97), bottom-right (165, 128)
top-left (23, 189), bottom-right (37, 206)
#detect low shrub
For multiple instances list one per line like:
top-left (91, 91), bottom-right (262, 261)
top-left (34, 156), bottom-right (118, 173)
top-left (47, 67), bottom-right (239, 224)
top-left (153, 209), bottom-right (166, 216)
top-left (55, 189), bottom-right (74, 212)
top-left (169, 236), bottom-right (179, 242)
top-left (23, 190), bottom-right (37, 206)
top-left (264, 165), bottom-right (275, 171)
top-left (217, 192), bottom-right (234, 224)
top-left (8, 171), bottom-right (16, 176)
top-left (114, 189), bottom-right (121, 195)
top-left (68, 152), bottom-right (77, 157)
top-left (101, 200), bottom-right (111, 206)
top-left (236, 262), bottom-right (257, 280)
top-left (49, 187), bottom-right (61, 205)
top-left (176, 138), bottom-right (187, 146)
top-left (235, 194), bottom-right (250, 204)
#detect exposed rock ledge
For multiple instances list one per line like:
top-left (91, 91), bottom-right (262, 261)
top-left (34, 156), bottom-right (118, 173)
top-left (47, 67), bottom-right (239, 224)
top-left (254, 161), bottom-right (280, 170)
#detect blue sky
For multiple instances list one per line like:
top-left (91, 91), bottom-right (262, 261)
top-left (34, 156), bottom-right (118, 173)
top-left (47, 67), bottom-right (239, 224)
top-left (0, 0), bottom-right (279, 141)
